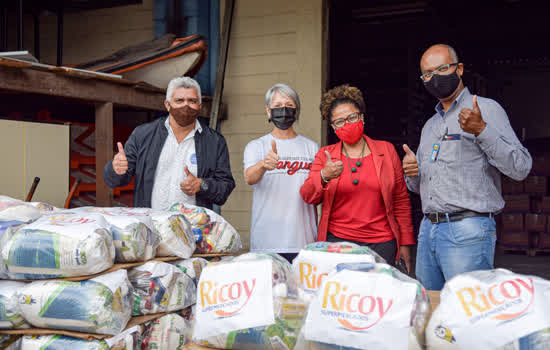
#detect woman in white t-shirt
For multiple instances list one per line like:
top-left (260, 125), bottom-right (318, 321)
top-left (243, 83), bottom-right (319, 262)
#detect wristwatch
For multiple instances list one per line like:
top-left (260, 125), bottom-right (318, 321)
top-left (199, 179), bottom-right (209, 193)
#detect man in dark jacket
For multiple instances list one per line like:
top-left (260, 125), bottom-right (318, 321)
top-left (103, 77), bottom-right (235, 210)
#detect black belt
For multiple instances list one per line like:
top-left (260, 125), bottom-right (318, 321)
top-left (424, 210), bottom-right (492, 224)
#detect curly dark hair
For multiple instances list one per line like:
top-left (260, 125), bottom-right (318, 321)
top-left (320, 84), bottom-right (366, 120)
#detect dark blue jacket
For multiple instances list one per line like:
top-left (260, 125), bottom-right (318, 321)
top-left (103, 117), bottom-right (235, 209)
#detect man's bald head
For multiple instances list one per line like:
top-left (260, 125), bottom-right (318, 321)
top-left (420, 44), bottom-right (461, 75)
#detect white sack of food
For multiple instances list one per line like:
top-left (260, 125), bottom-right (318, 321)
top-left (292, 241), bottom-right (385, 302)
top-left (0, 196), bottom-right (41, 223)
top-left (171, 258), bottom-right (209, 286)
top-left (1, 212), bottom-right (114, 279)
top-left (427, 269), bottom-right (550, 350)
top-left (28, 202), bottom-right (59, 215)
top-left (126, 208), bottom-right (196, 258)
top-left (141, 313), bottom-right (191, 350)
top-left (16, 269), bottom-right (133, 335)
top-left (105, 325), bottom-right (143, 350)
top-left (302, 262), bottom-right (431, 350)
top-left (19, 335), bottom-right (108, 350)
top-left (70, 207), bottom-right (159, 262)
top-left (193, 253), bottom-right (307, 349)
top-left (0, 281), bottom-right (29, 329)
top-left (170, 203), bottom-right (242, 254)
top-left (128, 261), bottom-right (196, 315)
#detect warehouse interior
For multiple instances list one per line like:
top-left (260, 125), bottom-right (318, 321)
top-left (329, 0), bottom-right (550, 277)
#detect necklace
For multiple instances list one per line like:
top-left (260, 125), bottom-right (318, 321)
top-left (342, 139), bottom-right (366, 185)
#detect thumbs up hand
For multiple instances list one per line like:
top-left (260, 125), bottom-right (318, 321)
top-left (113, 142), bottom-right (128, 175)
top-left (180, 166), bottom-right (202, 196)
top-left (459, 95), bottom-right (487, 136)
top-left (262, 140), bottom-right (280, 171)
top-left (321, 150), bottom-right (344, 181)
top-left (402, 144), bottom-right (419, 177)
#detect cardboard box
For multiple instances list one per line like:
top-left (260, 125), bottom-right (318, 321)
top-left (525, 213), bottom-right (546, 232)
top-left (525, 176), bottom-right (548, 194)
top-left (498, 231), bottom-right (529, 247)
top-left (501, 213), bottom-right (524, 232)
top-left (502, 177), bottom-right (524, 194)
top-left (503, 195), bottom-right (531, 212)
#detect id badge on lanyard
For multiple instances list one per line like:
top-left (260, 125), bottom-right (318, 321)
top-left (430, 127), bottom-right (447, 163)
top-left (430, 143), bottom-right (440, 162)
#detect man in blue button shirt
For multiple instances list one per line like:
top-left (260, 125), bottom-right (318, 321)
top-left (402, 44), bottom-right (532, 290)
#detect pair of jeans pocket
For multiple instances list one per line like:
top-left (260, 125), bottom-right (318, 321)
top-left (448, 217), bottom-right (496, 246)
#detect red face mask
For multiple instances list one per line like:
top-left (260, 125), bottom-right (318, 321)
top-left (334, 121), bottom-right (364, 144)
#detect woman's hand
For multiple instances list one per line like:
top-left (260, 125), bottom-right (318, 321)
top-left (321, 151), bottom-right (343, 181)
top-left (399, 245), bottom-right (412, 273)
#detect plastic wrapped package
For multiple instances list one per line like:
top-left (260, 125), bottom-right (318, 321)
top-left (301, 262), bottom-right (431, 350)
top-left (16, 270), bottom-right (133, 335)
top-left (0, 281), bottom-right (29, 329)
top-left (427, 269), bottom-right (550, 350)
top-left (192, 253), bottom-right (307, 349)
top-left (28, 202), bottom-right (59, 215)
top-left (125, 208), bottom-right (196, 258)
top-left (0, 213), bottom-right (115, 279)
top-left (141, 313), bottom-right (191, 350)
top-left (105, 325), bottom-right (143, 350)
top-left (128, 261), bottom-right (196, 316)
top-left (70, 207), bottom-right (159, 262)
top-left (0, 196), bottom-right (41, 223)
top-left (19, 335), bottom-right (108, 350)
top-left (170, 203), bottom-right (242, 253)
top-left (292, 242), bottom-right (386, 301)
top-left (171, 258), bottom-right (209, 285)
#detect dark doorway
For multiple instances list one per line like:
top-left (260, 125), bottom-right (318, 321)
top-left (329, 0), bottom-right (550, 278)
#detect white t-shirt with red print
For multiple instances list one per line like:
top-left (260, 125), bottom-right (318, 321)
top-left (244, 133), bottom-right (319, 253)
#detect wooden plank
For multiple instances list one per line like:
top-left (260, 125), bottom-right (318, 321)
top-left (95, 102), bottom-right (114, 207)
top-left (209, 0), bottom-right (235, 130)
top-left (0, 66), bottom-right (165, 111)
top-left (0, 313), bottom-right (168, 341)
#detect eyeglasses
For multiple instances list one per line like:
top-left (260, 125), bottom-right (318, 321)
top-left (420, 63), bottom-right (459, 82)
top-left (331, 113), bottom-right (362, 128)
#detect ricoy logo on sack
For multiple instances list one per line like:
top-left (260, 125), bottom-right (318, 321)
top-left (199, 278), bottom-right (256, 317)
top-left (320, 280), bottom-right (393, 331)
top-left (456, 277), bottom-right (535, 322)
top-left (47, 215), bottom-right (96, 226)
top-left (299, 262), bottom-right (328, 292)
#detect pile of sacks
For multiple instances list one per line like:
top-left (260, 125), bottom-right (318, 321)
top-left (0, 256), bottom-right (209, 349)
top-left (0, 195), bottom-right (243, 280)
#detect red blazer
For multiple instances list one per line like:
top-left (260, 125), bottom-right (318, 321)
top-left (300, 136), bottom-right (415, 258)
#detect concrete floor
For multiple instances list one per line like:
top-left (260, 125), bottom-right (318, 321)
top-left (495, 249), bottom-right (550, 280)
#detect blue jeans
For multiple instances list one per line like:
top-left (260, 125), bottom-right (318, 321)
top-left (416, 215), bottom-right (497, 291)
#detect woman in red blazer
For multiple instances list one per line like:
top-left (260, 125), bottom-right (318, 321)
top-left (300, 84), bottom-right (415, 269)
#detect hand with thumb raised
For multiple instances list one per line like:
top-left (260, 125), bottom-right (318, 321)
top-left (263, 139), bottom-right (280, 171)
top-left (402, 144), bottom-right (419, 177)
top-left (321, 150), bottom-right (343, 182)
top-left (458, 95), bottom-right (486, 136)
top-left (113, 142), bottom-right (128, 175)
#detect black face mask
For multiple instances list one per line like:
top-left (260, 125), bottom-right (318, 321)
top-left (269, 107), bottom-right (296, 130)
top-left (424, 71), bottom-right (461, 99)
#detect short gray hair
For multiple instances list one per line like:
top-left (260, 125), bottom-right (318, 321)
top-left (265, 83), bottom-right (301, 120)
top-left (166, 77), bottom-right (202, 104)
